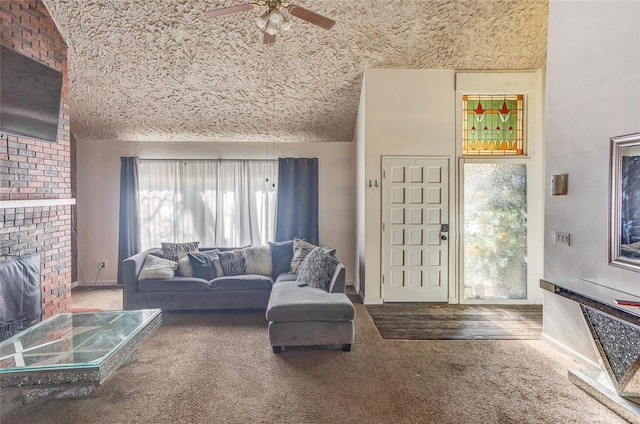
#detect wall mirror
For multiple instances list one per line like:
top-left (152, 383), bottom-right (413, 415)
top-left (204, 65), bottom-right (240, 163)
top-left (610, 132), bottom-right (640, 272)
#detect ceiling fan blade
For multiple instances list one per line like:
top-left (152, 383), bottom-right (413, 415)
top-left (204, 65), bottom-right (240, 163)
top-left (263, 32), bottom-right (276, 45)
top-left (289, 6), bottom-right (335, 30)
top-left (204, 3), bottom-right (256, 18)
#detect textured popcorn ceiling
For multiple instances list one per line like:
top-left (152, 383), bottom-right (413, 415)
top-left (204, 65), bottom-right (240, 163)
top-left (42, 0), bottom-right (548, 142)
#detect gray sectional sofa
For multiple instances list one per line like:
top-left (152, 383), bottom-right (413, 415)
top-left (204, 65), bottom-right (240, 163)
top-left (122, 245), bottom-right (355, 352)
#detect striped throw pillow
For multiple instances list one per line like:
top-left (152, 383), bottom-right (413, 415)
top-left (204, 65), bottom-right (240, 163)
top-left (290, 238), bottom-right (317, 273)
top-left (218, 249), bottom-right (247, 276)
top-left (161, 241), bottom-right (200, 262)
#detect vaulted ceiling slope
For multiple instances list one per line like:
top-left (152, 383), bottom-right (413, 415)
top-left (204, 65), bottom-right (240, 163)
top-left (43, 0), bottom-right (548, 143)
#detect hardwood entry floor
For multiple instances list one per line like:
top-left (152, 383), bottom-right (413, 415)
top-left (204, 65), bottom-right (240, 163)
top-left (366, 303), bottom-right (543, 340)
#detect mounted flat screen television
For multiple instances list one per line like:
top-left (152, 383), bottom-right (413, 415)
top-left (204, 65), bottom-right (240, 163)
top-left (0, 45), bottom-right (63, 143)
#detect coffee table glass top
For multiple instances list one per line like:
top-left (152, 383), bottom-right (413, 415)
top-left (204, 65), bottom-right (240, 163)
top-left (0, 309), bottom-right (161, 373)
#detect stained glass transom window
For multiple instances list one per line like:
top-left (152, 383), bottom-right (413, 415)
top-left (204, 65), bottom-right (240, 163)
top-left (462, 95), bottom-right (524, 156)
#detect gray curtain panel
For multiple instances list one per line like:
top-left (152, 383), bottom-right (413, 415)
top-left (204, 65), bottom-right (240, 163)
top-left (275, 158), bottom-right (319, 245)
top-left (117, 157), bottom-right (141, 284)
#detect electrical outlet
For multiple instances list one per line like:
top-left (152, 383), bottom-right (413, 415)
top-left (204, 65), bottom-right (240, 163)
top-left (554, 232), bottom-right (571, 246)
top-left (96, 261), bottom-right (107, 269)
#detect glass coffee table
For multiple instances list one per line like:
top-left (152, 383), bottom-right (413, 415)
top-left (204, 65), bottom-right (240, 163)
top-left (0, 309), bottom-right (161, 406)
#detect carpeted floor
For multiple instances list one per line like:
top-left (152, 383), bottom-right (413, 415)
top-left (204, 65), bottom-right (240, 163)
top-left (0, 288), bottom-right (626, 424)
top-left (367, 303), bottom-right (543, 340)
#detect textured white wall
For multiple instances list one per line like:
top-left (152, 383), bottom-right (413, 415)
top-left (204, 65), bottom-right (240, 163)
top-left (75, 141), bottom-right (355, 286)
top-left (543, 0), bottom-right (640, 362)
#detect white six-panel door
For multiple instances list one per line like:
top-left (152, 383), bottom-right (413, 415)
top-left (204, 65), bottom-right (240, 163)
top-left (382, 157), bottom-right (449, 302)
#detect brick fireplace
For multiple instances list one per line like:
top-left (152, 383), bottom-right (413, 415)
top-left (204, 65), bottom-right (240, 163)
top-left (0, 0), bottom-right (73, 319)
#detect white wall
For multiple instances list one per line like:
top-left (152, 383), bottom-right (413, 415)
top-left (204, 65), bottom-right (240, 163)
top-left (543, 1), bottom-right (640, 362)
top-left (358, 69), bottom-right (457, 303)
top-left (75, 140), bottom-right (355, 286)
top-left (355, 74), bottom-right (367, 297)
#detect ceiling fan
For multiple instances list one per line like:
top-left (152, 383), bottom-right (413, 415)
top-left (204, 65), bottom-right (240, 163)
top-left (205, 1), bottom-right (335, 44)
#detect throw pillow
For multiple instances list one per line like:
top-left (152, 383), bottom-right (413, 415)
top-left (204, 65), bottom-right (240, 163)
top-left (176, 256), bottom-right (193, 277)
top-left (138, 254), bottom-right (177, 280)
top-left (297, 247), bottom-right (340, 291)
top-left (244, 245), bottom-right (272, 276)
top-left (148, 248), bottom-right (164, 258)
top-left (269, 240), bottom-right (294, 277)
top-left (188, 249), bottom-right (222, 281)
top-left (209, 250), bottom-right (225, 277)
top-left (161, 241), bottom-right (200, 262)
top-left (218, 249), bottom-right (247, 276)
top-left (289, 238), bottom-right (318, 273)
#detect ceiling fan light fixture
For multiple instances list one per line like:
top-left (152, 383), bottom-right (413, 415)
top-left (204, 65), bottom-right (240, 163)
top-left (205, 1), bottom-right (334, 43)
top-left (255, 12), bottom-right (269, 30)
top-left (261, 8), bottom-right (291, 36)
top-left (265, 20), bottom-right (278, 35)
top-left (269, 10), bottom-right (283, 25)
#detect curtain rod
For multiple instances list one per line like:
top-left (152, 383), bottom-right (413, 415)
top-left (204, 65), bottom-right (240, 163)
top-left (137, 159), bottom-right (278, 163)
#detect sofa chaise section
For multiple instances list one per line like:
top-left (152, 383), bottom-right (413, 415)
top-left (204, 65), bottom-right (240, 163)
top-left (266, 263), bottom-right (355, 353)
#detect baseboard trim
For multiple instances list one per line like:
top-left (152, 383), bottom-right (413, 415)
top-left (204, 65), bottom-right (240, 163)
top-left (351, 284), bottom-right (365, 303)
top-left (72, 280), bottom-right (121, 290)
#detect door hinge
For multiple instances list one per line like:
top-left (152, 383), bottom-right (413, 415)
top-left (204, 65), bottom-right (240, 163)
top-left (382, 222), bottom-right (385, 231)
top-left (383, 170), bottom-right (386, 179)
top-left (382, 275), bottom-right (385, 285)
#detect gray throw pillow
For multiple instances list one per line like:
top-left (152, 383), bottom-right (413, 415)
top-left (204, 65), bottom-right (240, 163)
top-left (139, 254), bottom-right (177, 280)
top-left (244, 245), bottom-right (272, 276)
top-left (297, 247), bottom-right (340, 291)
top-left (269, 240), bottom-right (294, 277)
top-left (188, 250), bottom-right (221, 280)
top-left (148, 248), bottom-right (164, 258)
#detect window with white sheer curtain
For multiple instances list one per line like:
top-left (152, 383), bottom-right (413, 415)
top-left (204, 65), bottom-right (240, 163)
top-left (137, 160), bottom-right (278, 249)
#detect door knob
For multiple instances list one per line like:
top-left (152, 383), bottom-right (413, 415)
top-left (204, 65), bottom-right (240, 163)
top-left (441, 235), bottom-right (448, 240)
